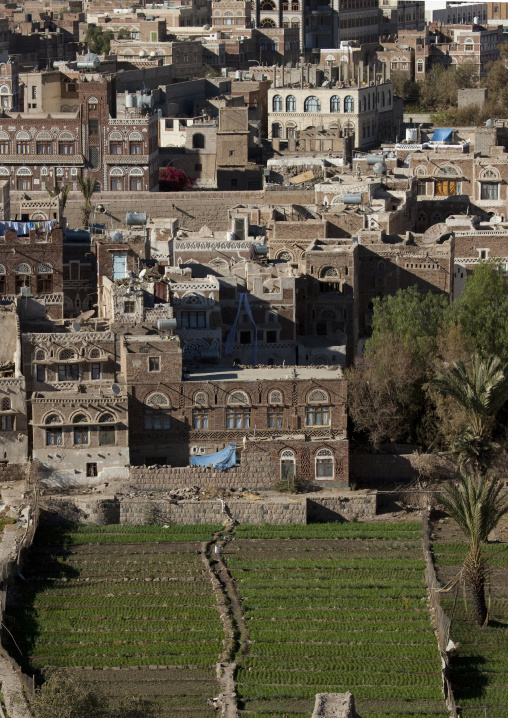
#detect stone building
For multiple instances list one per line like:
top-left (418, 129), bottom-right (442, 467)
top-left (0, 70), bottom-right (159, 195)
top-left (0, 224), bottom-right (64, 320)
top-left (268, 71), bottom-right (396, 148)
top-left (0, 307), bottom-right (28, 467)
top-left (23, 327), bottom-right (130, 486)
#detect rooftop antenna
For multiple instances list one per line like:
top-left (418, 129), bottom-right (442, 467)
top-left (111, 384), bottom-right (121, 395)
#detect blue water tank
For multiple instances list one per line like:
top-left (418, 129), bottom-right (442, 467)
top-left (65, 229), bottom-right (91, 242)
top-left (342, 194), bottom-right (362, 204)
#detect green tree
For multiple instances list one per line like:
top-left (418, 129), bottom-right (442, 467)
top-left (117, 28), bottom-right (131, 39)
top-left (485, 59), bottom-right (508, 106)
top-left (368, 286), bottom-right (449, 363)
top-left (433, 354), bottom-right (508, 471)
top-left (440, 473), bottom-right (508, 626)
top-left (85, 26), bottom-right (113, 55)
top-left (454, 261), bottom-right (508, 360)
top-left (347, 287), bottom-right (450, 447)
top-left (77, 177), bottom-right (98, 228)
top-left (28, 670), bottom-right (155, 718)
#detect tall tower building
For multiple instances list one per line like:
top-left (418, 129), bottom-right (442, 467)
top-left (254, 0), bottom-right (379, 52)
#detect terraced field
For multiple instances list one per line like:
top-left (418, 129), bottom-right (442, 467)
top-left (5, 524), bottom-right (223, 717)
top-left (432, 516), bottom-right (508, 718)
top-left (224, 522), bottom-right (447, 718)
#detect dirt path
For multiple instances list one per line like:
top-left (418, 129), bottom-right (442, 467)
top-left (200, 508), bottom-right (250, 718)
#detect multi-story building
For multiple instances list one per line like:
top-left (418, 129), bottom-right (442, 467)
top-left (380, 0), bottom-right (425, 35)
top-left (268, 72), bottom-right (396, 148)
top-left (429, 23), bottom-right (502, 76)
top-left (0, 69), bottom-right (159, 194)
top-left (430, 3), bottom-right (488, 25)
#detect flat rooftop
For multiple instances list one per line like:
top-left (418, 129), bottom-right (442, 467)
top-left (185, 365), bottom-right (343, 381)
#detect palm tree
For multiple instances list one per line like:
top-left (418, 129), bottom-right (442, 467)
top-left (433, 354), bottom-right (508, 471)
top-left (440, 472), bottom-right (508, 626)
top-left (46, 183), bottom-right (70, 214)
top-left (77, 177), bottom-right (98, 228)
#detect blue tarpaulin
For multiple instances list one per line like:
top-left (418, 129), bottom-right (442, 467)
top-left (190, 444), bottom-right (237, 470)
top-left (431, 129), bottom-right (453, 142)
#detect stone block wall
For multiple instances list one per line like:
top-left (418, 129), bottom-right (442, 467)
top-left (39, 491), bottom-right (376, 526)
top-left (307, 493), bottom-right (376, 522)
top-left (129, 462), bottom-right (276, 491)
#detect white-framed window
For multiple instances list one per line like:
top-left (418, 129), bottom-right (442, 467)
top-left (315, 448), bottom-right (334, 479)
top-left (280, 449), bottom-right (295, 479)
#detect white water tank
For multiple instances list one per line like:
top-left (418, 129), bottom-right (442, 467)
top-left (125, 93), bottom-right (136, 108)
top-left (406, 127), bottom-right (418, 142)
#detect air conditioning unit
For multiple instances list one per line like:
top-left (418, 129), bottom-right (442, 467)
top-left (71, 167), bottom-right (78, 176)
top-left (20, 287), bottom-right (31, 297)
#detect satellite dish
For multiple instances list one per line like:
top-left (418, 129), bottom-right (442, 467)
top-left (139, 268), bottom-right (147, 279)
top-left (421, 222), bottom-right (450, 245)
top-left (76, 309), bottom-right (95, 322)
top-left (72, 321), bottom-right (81, 332)
top-left (111, 384), bottom-right (121, 395)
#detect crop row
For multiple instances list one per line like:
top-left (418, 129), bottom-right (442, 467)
top-left (27, 641), bottom-right (222, 658)
top-left (11, 606), bottom-right (219, 620)
top-left (236, 684), bottom-right (444, 701)
top-left (31, 594), bottom-right (216, 608)
top-left (247, 642), bottom-right (440, 660)
top-left (35, 524), bottom-right (221, 543)
top-left (227, 557), bottom-right (425, 570)
top-left (29, 654), bottom-right (218, 669)
top-left (238, 669), bottom-right (441, 687)
top-left (243, 607), bottom-right (430, 620)
top-left (241, 656), bottom-right (441, 673)
top-left (234, 523), bottom-right (421, 539)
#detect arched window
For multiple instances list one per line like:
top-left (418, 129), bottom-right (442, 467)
top-left (15, 262), bottom-right (31, 275)
top-left (315, 448), bottom-right (334, 479)
top-left (227, 390), bottom-right (250, 405)
top-left (306, 389), bottom-right (330, 426)
top-left (321, 266), bottom-right (338, 278)
top-left (260, 18), bottom-right (276, 26)
top-left (272, 123), bottom-right (281, 139)
top-left (37, 262), bottom-right (53, 294)
top-left (291, 1), bottom-right (299, 8)
top-left (330, 95), bottom-right (340, 112)
top-left (269, 389), bottom-right (283, 404)
top-left (261, 0), bottom-right (276, 8)
top-left (73, 414), bottom-right (89, 445)
top-left (192, 133), bottom-right (205, 149)
top-left (280, 449), bottom-right (295, 479)
top-left (226, 390), bottom-right (251, 428)
top-left (286, 95), bottom-right (296, 112)
top-left (194, 391), bottom-right (208, 406)
top-left (98, 413), bottom-right (115, 446)
top-left (308, 388), bottom-right (329, 403)
top-left (45, 414), bottom-right (63, 446)
top-left (146, 392), bottom-right (170, 407)
top-left (344, 96), bottom-right (354, 113)
top-left (304, 96), bottom-right (320, 112)
top-left (277, 250), bottom-right (293, 262)
top-left (60, 348), bottom-right (76, 361)
top-left (272, 95), bottom-right (283, 112)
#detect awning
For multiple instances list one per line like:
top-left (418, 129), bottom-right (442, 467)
top-left (190, 444), bottom-right (237, 471)
top-left (431, 129), bottom-right (453, 142)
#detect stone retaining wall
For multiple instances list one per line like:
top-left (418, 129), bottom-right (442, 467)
top-left (130, 464), bottom-right (277, 491)
top-left (40, 491), bottom-right (376, 526)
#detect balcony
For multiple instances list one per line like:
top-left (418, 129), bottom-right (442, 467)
top-left (0, 154), bottom-right (84, 165)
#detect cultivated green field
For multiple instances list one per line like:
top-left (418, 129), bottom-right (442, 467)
top-left (225, 522), bottom-right (447, 718)
top-left (432, 518), bottom-right (508, 718)
top-left (5, 524), bottom-right (223, 717)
